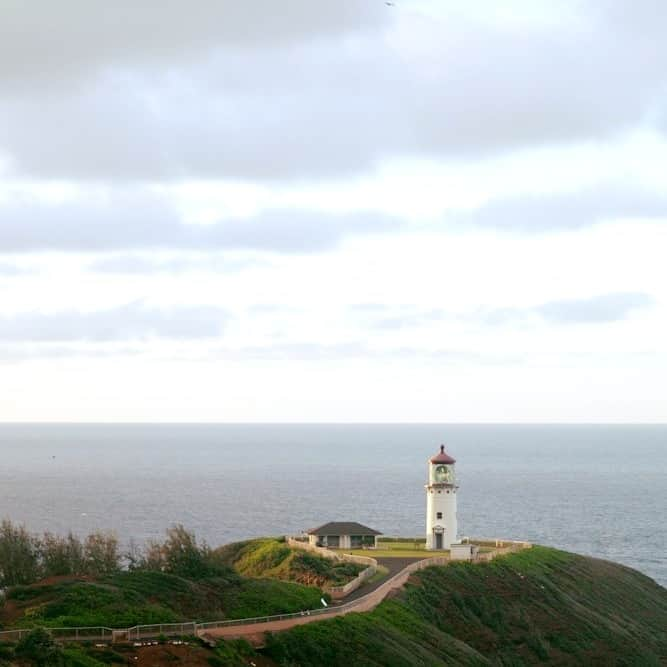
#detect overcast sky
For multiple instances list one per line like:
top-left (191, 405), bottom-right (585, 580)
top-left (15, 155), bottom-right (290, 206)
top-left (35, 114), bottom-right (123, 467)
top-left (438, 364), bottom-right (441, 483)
top-left (1, 0), bottom-right (666, 422)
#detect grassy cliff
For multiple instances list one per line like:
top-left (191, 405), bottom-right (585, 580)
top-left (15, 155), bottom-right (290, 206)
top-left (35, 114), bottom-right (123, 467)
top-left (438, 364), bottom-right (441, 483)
top-left (1, 568), bottom-right (322, 629)
top-left (215, 537), bottom-right (364, 588)
top-left (2, 545), bottom-right (665, 665)
top-left (264, 546), bottom-right (667, 666)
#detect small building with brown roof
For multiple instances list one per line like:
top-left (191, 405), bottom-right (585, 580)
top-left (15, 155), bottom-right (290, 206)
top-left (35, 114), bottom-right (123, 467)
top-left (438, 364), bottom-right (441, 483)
top-left (307, 521), bottom-right (382, 549)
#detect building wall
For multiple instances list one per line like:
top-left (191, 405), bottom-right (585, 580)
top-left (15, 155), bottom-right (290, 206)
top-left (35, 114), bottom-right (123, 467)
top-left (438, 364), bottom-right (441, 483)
top-left (308, 533), bottom-right (378, 549)
top-left (450, 543), bottom-right (479, 561)
top-left (308, 534), bottom-right (351, 548)
top-left (425, 463), bottom-right (458, 549)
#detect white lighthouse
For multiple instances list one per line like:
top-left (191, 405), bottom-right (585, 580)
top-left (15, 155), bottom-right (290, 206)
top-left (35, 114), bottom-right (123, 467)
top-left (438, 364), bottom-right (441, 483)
top-left (425, 444), bottom-right (458, 550)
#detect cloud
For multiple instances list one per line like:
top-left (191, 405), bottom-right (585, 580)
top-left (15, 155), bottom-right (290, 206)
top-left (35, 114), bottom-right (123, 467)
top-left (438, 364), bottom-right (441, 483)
top-left (350, 304), bottom-right (447, 330)
top-left (0, 303), bottom-right (228, 342)
top-left (535, 293), bottom-right (655, 324)
top-left (483, 292), bottom-right (654, 325)
top-left (0, 344), bottom-right (142, 363)
top-left (0, 262), bottom-right (28, 275)
top-left (0, 1), bottom-right (387, 87)
top-left (89, 254), bottom-right (270, 274)
top-left (212, 342), bottom-right (498, 364)
top-left (0, 194), bottom-right (401, 253)
top-left (464, 185), bottom-right (667, 231)
top-left (2, 2), bottom-right (667, 181)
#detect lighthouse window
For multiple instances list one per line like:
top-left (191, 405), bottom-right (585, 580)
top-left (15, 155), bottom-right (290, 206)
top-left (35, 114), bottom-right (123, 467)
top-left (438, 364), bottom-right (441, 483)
top-left (436, 512), bottom-right (442, 519)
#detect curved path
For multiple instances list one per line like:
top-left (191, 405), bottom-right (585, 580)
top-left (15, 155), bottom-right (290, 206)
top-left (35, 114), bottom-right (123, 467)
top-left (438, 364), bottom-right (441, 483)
top-left (341, 557), bottom-right (422, 602)
top-left (199, 556), bottom-right (445, 647)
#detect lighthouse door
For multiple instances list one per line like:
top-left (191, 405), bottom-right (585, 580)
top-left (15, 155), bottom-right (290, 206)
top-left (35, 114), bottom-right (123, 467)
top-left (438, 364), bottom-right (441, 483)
top-left (435, 533), bottom-right (443, 550)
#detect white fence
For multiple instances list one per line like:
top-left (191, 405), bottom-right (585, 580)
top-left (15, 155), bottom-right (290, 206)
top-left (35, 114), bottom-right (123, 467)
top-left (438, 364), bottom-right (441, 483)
top-left (0, 626), bottom-right (114, 643)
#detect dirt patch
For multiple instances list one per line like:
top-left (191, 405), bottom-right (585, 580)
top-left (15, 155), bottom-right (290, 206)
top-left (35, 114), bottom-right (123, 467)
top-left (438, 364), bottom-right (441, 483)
top-left (115, 642), bottom-right (277, 666)
top-left (122, 643), bottom-right (213, 666)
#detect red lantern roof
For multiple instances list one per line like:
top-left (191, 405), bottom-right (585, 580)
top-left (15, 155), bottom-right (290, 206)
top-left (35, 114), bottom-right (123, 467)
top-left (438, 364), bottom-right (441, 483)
top-left (430, 445), bottom-right (456, 464)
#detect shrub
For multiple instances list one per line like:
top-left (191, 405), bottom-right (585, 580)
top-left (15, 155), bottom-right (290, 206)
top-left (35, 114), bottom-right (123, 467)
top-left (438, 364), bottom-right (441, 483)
top-left (14, 628), bottom-right (60, 666)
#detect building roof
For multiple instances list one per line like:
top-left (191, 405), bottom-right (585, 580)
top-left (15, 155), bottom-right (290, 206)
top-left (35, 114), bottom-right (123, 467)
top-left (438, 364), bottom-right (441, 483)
top-left (430, 444), bottom-right (456, 464)
top-left (307, 521), bottom-right (382, 536)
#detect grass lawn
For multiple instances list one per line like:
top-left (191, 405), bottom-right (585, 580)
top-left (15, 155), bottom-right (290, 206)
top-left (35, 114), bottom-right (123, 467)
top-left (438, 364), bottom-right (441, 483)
top-left (365, 565), bottom-right (389, 584)
top-left (334, 539), bottom-right (446, 559)
top-left (335, 548), bottom-right (446, 559)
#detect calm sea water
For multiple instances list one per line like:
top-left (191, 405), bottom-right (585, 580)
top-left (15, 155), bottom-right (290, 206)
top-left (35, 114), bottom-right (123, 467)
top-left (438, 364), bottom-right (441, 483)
top-left (0, 424), bottom-right (665, 586)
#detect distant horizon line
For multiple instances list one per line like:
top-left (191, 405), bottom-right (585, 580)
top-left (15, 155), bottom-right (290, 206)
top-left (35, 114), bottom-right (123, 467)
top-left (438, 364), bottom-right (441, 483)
top-left (0, 421), bottom-right (665, 427)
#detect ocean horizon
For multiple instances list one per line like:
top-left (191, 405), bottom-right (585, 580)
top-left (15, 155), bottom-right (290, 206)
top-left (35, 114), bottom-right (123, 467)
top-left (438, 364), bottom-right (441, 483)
top-left (1, 423), bottom-right (665, 586)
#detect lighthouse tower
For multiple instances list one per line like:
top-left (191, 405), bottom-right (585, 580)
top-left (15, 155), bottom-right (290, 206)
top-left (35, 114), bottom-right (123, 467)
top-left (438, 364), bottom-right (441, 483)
top-left (425, 445), bottom-right (458, 550)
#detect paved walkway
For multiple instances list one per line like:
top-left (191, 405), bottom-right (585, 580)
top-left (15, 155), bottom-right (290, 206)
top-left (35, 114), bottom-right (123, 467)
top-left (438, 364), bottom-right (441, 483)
top-left (341, 556), bottom-right (423, 602)
top-left (198, 542), bottom-right (531, 647)
top-left (200, 556), bottom-right (443, 647)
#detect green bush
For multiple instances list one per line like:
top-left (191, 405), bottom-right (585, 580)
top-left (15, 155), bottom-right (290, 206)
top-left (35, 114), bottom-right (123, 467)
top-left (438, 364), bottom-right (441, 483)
top-left (14, 628), bottom-right (60, 666)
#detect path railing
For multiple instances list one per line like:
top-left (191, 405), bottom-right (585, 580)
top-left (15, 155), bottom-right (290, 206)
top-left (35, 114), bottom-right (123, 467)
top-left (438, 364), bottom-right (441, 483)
top-left (0, 537), bottom-right (530, 645)
top-left (0, 626), bottom-right (114, 643)
top-left (0, 556), bottom-right (443, 644)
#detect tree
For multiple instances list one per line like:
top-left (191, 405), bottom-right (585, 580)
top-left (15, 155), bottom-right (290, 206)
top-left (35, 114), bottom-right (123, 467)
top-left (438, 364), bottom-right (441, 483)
top-left (0, 520), bottom-right (40, 586)
top-left (83, 532), bottom-right (120, 576)
top-left (162, 524), bottom-right (210, 578)
top-left (40, 532), bottom-right (85, 577)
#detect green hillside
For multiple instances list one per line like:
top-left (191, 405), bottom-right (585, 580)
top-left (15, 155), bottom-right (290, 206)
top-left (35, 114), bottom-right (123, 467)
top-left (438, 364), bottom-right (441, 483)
top-left (264, 546), bottom-right (667, 666)
top-left (215, 537), bottom-right (364, 588)
top-left (1, 568), bottom-right (322, 629)
top-left (1, 544), bottom-right (665, 666)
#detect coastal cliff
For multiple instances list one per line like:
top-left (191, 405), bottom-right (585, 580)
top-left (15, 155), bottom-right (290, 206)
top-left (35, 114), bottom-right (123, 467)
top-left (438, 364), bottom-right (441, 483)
top-left (263, 546), bottom-right (667, 666)
top-left (1, 544), bottom-right (665, 665)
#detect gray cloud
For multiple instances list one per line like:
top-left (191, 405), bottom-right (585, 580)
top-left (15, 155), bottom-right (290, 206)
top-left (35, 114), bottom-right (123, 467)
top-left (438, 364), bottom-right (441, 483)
top-left (0, 1), bottom-right (387, 88)
top-left (0, 195), bottom-right (401, 253)
top-left (0, 303), bottom-right (228, 342)
top-left (484, 292), bottom-right (654, 325)
top-left (464, 185), bottom-right (667, 231)
top-left (1, 2), bottom-right (667, 181)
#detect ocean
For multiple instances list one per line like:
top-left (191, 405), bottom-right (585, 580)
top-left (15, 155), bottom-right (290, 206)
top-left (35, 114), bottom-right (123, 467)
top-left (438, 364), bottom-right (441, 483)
top-left (0, 424), bottom-right (665, 585)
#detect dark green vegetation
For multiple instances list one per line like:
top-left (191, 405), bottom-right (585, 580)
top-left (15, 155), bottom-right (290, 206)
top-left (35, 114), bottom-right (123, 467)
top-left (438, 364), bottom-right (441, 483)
top-left (1, 568), bottom-right (321, 629)
top-left (0, 520), bottom-right (234, 588)
top-left (216, 537), bottom-right (364, 588)
top-left (1, 628), bottom-right (122, 666)
top-left (264, 546), bottom-right (667, 666)
top-left (1, 629), bottom-right (258, 666)
top-left (3, 529), bottom-right (666, 666)
top-left (0, 526), bottom-right (327, 629)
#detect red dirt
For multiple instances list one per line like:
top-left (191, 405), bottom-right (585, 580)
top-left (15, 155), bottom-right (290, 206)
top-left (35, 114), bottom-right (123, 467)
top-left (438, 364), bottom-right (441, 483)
top-left (116, 643), bottom-right (277, 666)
